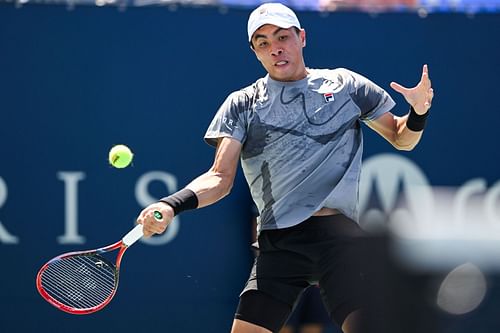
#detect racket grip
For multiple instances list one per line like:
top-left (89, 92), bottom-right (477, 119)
top-left (153, 210), bottom-right (163, 221)
top-left (122, 224), bottom-right (144, 247)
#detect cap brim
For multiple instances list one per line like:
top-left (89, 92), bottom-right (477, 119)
top-left (249, 21), bottom-right (299, 41)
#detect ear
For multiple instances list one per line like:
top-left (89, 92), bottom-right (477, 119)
top-left (300, 29), bottom-right (306, 47)
top-left (251, 46), bottom-right (261, 61)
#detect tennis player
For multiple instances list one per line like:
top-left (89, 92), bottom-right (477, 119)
top-left (137, 3), bottom-right (433, 333)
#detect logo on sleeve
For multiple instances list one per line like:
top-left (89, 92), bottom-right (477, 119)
top-left (222, 117), bottom-right (237, 133)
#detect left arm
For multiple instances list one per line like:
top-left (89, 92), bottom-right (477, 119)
top-left (365, 112), bottom-right (422, 151)
top-left (366, 64), bottom-right (434, 151)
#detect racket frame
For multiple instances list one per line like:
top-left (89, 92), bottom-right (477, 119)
top-left (36, 224), bottom-right (145, 315)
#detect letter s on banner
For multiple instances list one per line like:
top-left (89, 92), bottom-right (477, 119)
top-left (0, 177), bottom-right (19, 244)
top-left (135, 171), bottom-right (180, 245)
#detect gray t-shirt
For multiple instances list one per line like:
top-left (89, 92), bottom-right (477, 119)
top-left (205, 68), bottom-right (395, 231)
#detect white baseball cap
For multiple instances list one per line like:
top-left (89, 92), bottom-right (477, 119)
top-left (247, 3), bottom-right (301, 42)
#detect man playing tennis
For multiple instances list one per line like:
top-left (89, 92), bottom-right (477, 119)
top-left (137, 3), bottom-right (433, 333)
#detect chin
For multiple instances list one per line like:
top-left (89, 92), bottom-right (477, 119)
top-left (270, 71), bottom-right (295, 82)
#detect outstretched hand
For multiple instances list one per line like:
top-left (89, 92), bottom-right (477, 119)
top-left (390, 64), bottom-right (434, 115)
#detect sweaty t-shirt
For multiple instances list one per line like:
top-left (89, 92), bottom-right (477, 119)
top-left (205, 68), bottom-right (395, 231)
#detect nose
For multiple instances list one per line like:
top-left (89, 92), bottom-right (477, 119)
top-left (271, 47), bottom-right (283, 56)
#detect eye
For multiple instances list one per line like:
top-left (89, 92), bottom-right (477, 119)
top-left (258, 41), bottom-right (268, 48)
top-left (278, 35), bottom-right (288, 41)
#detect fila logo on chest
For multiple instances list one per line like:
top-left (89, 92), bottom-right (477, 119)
top-left (323, 92), bottom-right (334, 103)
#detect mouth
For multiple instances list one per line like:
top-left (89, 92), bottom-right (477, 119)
top-left (274, 60), bottom-right (289, 66)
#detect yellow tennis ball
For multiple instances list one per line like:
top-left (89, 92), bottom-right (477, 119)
top-left (108, 144), bottom-right (134, 168)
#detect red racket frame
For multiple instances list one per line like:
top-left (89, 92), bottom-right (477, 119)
top-left (36, 240), bottom-right (128, 315)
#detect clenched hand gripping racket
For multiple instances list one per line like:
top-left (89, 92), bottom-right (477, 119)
top-left (36, 211), bottom-right (163, 315)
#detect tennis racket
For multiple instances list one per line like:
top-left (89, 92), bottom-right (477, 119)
top-left (36, 210), bottom-right (163, 315)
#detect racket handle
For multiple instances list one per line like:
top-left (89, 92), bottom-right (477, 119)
top-left (123, 211), bottom-right (163, 246)
top-left (122, 224), bottom-right (144, 247)
top-left (153, 210), bottom-right (163, 221)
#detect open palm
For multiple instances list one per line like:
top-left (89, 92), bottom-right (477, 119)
top-left (390, 64), bottom-right (434, 115)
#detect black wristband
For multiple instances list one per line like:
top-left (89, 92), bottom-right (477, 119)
top-left (159, 188), bottom-right (198, 216)
top-left (406, 106), bottom-right (429, 132)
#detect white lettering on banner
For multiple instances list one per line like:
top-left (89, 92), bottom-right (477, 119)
top-left (0, 161), bottom-right (496, 247)
top-left (0, 177), bottom-right (19, 244)
top-left (57, 172), bottom-right (86, 244)
top-left (135, 171), bottom-right (180, 245)
top-left (359, 154), bottom-right (500, 239)
top-left (359, 153), bottom-right (434, 233)
top-left (452, 179), bottom-right (487, 229)
top-left (360, 155), bottom-right (500, 271)
top-left (485, 180), bottom-right (500, 230)
top-left (454, 178), bottom-right (500, 231)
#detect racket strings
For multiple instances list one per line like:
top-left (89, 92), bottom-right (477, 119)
top-left (40, 254), bottom-right (118, 310)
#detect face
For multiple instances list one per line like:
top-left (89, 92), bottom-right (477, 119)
top-left (251, 24), bottom-right (307, 82)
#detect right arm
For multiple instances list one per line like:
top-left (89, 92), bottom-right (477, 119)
top-left (185, 137), bottom-right (242, 208)
top-left (136, 137), bottom-right (242, 237)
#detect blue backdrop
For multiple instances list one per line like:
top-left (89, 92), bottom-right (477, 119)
top-left (0, 4), bottom-right (499, 332)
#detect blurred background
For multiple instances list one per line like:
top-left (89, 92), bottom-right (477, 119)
top-left (0, 0), bottom-right (499, 332)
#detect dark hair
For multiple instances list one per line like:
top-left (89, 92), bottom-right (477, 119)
top-left (249, 26), bottom-right (301, 49)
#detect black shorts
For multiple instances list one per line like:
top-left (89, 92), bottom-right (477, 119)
top-left (285, 285), bottom-right (332, 327)
top-left (235, 214), bottom-right (370, 332)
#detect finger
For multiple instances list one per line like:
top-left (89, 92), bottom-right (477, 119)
top-left (428, 88), bottom-right (434, 102)
top-left (150, 221), bottom-right (168, 235)
top-left (137, 209), bottom-right (152, 226)
top-left (422, 65), bottom-right (432, 88)
top-left (390, 81), bottom-right (408, 94)
top-left (422, 64), bottom-right (430, 81)
top-left (426, 92), bottom-right (434, 108)
top-left (142, 220), bottom-right (162, 237)
top-left (425, 88), bottom-right (434, 108)
top-left (420, 69), bottom-right (430, 85)
top-left (139, 207), bottom-right (149, 219)
top-left (136, 214), bottom-right (144, 226)
top-left (143, 228), bottom-right (154, 238)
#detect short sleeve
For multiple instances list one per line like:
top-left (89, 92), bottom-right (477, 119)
top-left (204, 90), bottom-right (250, 147)
top-left (346, 70), bottom-right (396, 122)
